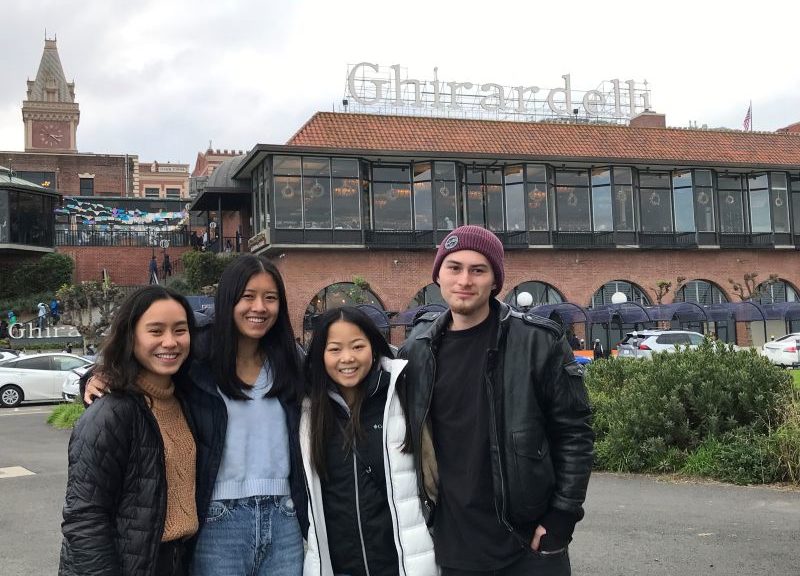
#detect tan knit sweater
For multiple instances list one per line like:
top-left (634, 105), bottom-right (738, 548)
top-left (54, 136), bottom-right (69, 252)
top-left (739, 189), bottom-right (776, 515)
top-left (138, 378), bottom-right (199, 542)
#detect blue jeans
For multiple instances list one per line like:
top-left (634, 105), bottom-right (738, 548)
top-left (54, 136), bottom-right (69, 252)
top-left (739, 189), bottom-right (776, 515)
top-left (190, 495), bottom-right (303, 576)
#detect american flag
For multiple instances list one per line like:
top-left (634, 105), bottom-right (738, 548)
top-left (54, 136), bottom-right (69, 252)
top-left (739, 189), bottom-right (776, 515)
top-left (743, 103), bottom-right (752, 131)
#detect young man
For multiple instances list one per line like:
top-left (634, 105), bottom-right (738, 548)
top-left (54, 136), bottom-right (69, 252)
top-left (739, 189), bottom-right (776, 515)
top-left (400, 225), bottom-right (594, 576)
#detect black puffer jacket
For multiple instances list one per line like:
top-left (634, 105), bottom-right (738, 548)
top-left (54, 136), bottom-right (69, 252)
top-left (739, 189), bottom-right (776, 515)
top-left (400, 300), bottom-right (594, 547)
top-left (59, 389), bottom-right (195, 576)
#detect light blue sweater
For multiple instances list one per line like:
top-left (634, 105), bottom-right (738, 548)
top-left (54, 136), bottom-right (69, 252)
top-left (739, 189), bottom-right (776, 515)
top-left (211, 362), bottom-right (290, 501)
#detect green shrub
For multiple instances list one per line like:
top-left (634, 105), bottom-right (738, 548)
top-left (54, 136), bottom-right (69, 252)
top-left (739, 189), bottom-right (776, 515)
top-left (0, 253), bottom-right (74, 299)
top-left (587, 339), bottom-right (796, 482)
top-left (182, 251), bottom-right (238, 292)
top-left (682, 428), bottom-right (780, 485)
top-left (769, 402), bottom-right (800, 483)
top-left (165, 276), bottom-right (190, 295)
top-left (47, 402), bottom-right (85, 429)
top-left (0, 291), bottom-right (53, 317)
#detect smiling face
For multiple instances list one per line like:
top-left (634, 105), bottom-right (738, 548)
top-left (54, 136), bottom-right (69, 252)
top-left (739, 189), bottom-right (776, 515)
top-left (133, 298), bottom-right (190, 388)
top-left (233, 271), bottom-right (280, 344)
top-left (323, 320), bottom-right (374, 405)
top-left (437, 249), bottom-right (496, 324)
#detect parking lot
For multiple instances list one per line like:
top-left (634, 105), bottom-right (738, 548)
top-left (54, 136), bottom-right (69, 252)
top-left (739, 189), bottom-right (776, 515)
top-left (0, 404), bottom-right (798, 575)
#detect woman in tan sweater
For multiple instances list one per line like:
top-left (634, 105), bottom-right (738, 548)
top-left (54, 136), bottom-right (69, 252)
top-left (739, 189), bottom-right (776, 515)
top-left (60, 286), bottom-right (199, 576)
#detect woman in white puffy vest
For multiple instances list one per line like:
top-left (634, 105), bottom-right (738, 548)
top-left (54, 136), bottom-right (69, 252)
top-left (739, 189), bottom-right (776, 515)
top-left (300, 306), bottom-right (438, 576)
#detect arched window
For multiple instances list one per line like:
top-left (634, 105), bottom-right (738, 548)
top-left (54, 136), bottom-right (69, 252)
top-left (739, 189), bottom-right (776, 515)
top-left (756, 279), bottom-right (799, 304)
top-left (590, 280), bottom-right (651, 308)
top-left (409, 283), bottom-right (445, 307)
top-left (674, 280), bottom-right (728, 304)
top-left (303, 282), bottom-right (386, 341)
top-left (503, 281), bottom-right (564, 308)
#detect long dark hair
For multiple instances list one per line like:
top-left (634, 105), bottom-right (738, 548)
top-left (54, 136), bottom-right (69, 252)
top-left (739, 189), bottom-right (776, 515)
top-left (210, 255), bottom-right (301, 401)
top-left (305, 306), bottom-right (393, 478)
top-left (98, 286), bottom-right (195, 395)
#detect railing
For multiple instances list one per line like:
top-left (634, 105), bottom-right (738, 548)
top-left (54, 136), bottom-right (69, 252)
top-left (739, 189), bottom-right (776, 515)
top-left (638, 232), bottom-right (697, 247)
top-left (55, 227), bottom-right (190, 247)
top-left (365, 230), bottom-right (435, 249)
top-left (552, 231), bottom-right (614, 248)
top-left (719, 232), bottom-right (775, 248)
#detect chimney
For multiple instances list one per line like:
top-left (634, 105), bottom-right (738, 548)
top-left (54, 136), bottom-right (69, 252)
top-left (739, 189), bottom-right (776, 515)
top-left (629, 110), bottom-right (666, 128)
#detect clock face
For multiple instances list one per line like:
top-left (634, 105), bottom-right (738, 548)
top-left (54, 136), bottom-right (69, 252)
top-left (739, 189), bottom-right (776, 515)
top-left (38, 122), bottom-right (66, 148)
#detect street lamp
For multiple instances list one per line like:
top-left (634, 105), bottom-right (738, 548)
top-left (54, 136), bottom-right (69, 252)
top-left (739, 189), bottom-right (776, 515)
top-left (517, 291), bottom-right (534, 311)
top-left (611, 291), bottom-right (628, 304)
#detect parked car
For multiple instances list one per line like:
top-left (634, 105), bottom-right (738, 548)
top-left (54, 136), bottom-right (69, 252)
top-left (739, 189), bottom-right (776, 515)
top-left (762, 333), bottom-right (800, 367)
top-left (62, 364), bottom-right (92, 402)
top-left (0, 353), bottom-right (92, 407)
top-left (0, 348), bottom-right (20, 362)
top-left (616, 329), bottom-right (705, 359)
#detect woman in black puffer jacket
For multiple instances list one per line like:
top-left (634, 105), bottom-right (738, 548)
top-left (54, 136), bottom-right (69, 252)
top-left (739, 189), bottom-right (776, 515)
top-left (59, 286), bottom-right (199, 576)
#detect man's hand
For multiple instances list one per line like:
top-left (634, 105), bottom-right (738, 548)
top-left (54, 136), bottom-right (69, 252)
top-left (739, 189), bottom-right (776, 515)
top-left (84, 375), bottom-right (108, 405)
top-left (530, 525), bottom-right (547, 551)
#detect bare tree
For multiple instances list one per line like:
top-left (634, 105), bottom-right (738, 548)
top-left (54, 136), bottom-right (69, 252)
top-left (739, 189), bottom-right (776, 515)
top-left (728, 272), bottom-right (778, 301)
top-left (56, 280), bottom-right (123, 353)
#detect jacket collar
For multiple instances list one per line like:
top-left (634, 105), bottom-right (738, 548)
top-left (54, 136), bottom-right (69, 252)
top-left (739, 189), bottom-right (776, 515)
top-left (416, 299), bottom-right (513, 346)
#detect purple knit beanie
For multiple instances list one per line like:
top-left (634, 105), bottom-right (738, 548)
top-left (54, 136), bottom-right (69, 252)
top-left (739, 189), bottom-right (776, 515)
top-left (432, 225), bottom-right (505, 296)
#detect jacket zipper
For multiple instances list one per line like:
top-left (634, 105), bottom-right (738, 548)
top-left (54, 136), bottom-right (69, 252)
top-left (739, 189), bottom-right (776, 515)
top-left (417, 347), bottom-right (437, 516)
top-left (353, 441), bottom-right (372, 576)
top-left (142, 403), bottom-right (167, 576)
top-left (485, 367), bottom-right (515, 535)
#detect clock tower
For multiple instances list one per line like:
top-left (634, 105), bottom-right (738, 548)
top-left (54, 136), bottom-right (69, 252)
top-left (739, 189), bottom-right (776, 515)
top-left (22, 38), bottom-right (80, 152)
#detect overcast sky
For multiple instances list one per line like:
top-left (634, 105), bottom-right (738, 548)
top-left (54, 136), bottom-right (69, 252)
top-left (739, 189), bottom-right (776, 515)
top-left (1, 0), bottom-right (797, 168)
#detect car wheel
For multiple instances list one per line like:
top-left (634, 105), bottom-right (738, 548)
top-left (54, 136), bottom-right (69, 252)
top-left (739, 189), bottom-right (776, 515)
top-left (0, 384), bottom-right (23, 408)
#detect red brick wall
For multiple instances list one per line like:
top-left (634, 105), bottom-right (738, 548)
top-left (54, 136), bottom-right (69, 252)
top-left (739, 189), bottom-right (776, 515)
top-left (4, 152), bottom-right (130, 196)
top-left (270, 248), bottom-right (800, 344)
top-left (57, 246), bottom-right (192, 285)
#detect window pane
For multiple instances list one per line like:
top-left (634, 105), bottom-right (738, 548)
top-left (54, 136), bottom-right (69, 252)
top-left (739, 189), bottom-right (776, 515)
top-left (414, 162), bottom-right (432, 182)
top-left (694, 169), bottom-right (712, 187)
top-left (274, 176), bottom-right (302, 228)
top-left (694, 187), bottom-right (714, 232)
top-left (719, 176), bottom-right (744, 233)
top-left (556, 186), bottom-right (590, 231)
top-left (771, 173), bottom-right (790, 233)
top-left (303, 176), bottom-right (331, 228)
top-left (673, 187), bottom-right (696, 232)
top-left (640, 186), bottom-right (672, 232)
top-left (505, 165), bottom-right (523, 185)
top-left (591, 168), bottom-right (611, 187)
top-left (592, 185), bottom-right (612, 231)
top-left (526, 164), bottom-right (547, 182)
top-left (505, 183), bottom-right (525, 231)
top-left (374, 182), bottom-right (411, 230)
top-left (274, 156), bottom-right (301, 176)
top-left (556, 170), bottom-right (589, 187)
top-left (435, 164), bottom-right (457, 230)
top-left (332, 158), bottom-right (358, 178)
top-left (414, 181), bottom-right (433, 230)
top-left (749, 188), bottom-right (770, 233)
top-left (486, 184), bottom-right (503, 231)
top-left (466, 184), bottom-right (484, 226)
top-left (527, 183), bottom-right (548, 231)
top-left (614, 167), bottom-right (632, 185)
top-left (332, 177), bottom-right (360, 229)
top-left (302, 157), bottom-right (330, 177)
top-left (374, 166), bottom-right (410, 182)
top-left (613, 185), bottom-right (634, 231)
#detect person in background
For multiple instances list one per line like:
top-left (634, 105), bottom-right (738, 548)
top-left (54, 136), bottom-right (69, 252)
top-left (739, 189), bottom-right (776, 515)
top-left (59, 286), bottom-right (198, 576)
top-left (400, 225), bottom-right (593, 576)
top-left (592, 339), bottom-right (605, 360)
top-left (568, 332), bottom-right (581, 351)
top-left (301, 306), bottom-right (437, 576)
top-left (37, 302), bottom-right (48, 330)
top-left (149, 256), bottom-right (159, 285)
top-left (50, 298), bottom-right (61, 326)
top-left (163, 253), bottom-right (173, 278)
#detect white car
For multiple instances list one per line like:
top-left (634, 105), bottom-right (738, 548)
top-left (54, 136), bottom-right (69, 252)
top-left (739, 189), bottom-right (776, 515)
top-left (762, 333), bottom-right (800, 367)
top-left (62, 364), bottom-right (92, 402)
top-left (616, 330), bottom-right (705, 359)
top-left (0, 353), bottom-right (92, 407)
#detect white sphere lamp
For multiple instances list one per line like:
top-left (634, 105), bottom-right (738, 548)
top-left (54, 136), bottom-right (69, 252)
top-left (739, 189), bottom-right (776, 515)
top-left (610, 291), bottom-right (628, 304)
top-left (517, 291), bottom-right (534, 308)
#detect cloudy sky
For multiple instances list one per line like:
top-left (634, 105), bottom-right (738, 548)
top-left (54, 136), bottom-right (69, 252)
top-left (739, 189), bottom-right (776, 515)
top-left (1, 0), bottom-right (797, 168)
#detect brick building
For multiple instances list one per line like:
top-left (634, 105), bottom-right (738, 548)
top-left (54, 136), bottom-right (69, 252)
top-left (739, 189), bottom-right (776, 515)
top-left (230, 111), bottom-right (800, 347)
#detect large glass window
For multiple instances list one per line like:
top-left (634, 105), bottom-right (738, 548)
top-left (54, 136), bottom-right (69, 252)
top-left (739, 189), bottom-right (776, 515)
top-left (672, 171), bottom-right (695, 232)
top-left (332, 159), bottom-right (360, 229)
top-left (303, 158), bottom-right (331, 229)
top-left (79, 178), bottom-right (94, 196)
top-left (486, 168), bottom-right (503, 232)
top-left (466, 168), bottom-right (504, 231)
top-left (718, 175), bottom-right (744, 233)
top-left (555, 169), bottom-right (590, 231)
top-left (675, 280), bottom-right (728, 304)
top-left (434, 162), bottom-right (457, 230)
top-left (792, 175), bottom-right (800, 236)
top-left (757, 279), bottom-right (798, 304)
top-left (639, 172), bottom-right (672, 232)
top-left (526, 164), bottom-right (548, 231)
top-left (771, 172), bottom-right (790, 234)
top-left (504, 165), bottom-right (525, 231)
top-left (413, 163), bottom-right (433, 231)
top-left (17, 171), bottom-right (57, 190)
top-left (504, 281), bottom-right (564, 307)
top-left (590, 280), bottom-right (651, 307)
top-left (144, 187), bottom-right (159, 198)
top-left (274, 156), bottom-right (302, 229)
top-left (591, 168), bottom-right (612, 231)
top-left (6, 190), bottom-right (54, 247)
top-left (373, 165), bottom-right (411, 230)
top-left (613, 167), bottom-right (635, 231)
top-left (694, 170), bottom-right (714, 232)
top-left (748, 173), bottom-right (770, 233)
top-left (166, 188), bottom-right (181, 199)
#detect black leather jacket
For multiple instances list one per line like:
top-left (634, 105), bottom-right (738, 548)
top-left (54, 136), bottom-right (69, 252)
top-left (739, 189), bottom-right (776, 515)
top-left (399, 300), bottom-right (594, 544)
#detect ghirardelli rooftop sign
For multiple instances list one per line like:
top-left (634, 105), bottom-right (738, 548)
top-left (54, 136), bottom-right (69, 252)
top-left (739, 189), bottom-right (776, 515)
top-left (345, 63), bottom-right (651, 122)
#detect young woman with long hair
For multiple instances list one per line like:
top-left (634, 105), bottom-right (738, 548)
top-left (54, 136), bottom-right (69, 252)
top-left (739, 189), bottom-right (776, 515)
top-left (60, 286), bottom-right (198, 576)
top-left (301, 306), bottom-right (437, 576)
top-left (83, 255), bottom-right (307, 575)
top-left (187, 254), bottom-right (306, 575)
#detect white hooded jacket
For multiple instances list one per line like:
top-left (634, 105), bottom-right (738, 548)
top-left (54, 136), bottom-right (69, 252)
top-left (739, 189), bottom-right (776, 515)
top-left (301, 356), bottom-right (438, 576)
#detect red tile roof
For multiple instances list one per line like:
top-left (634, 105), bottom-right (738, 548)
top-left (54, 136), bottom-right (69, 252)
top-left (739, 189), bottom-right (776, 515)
top-left (287, 112), bottom-right (800, 168)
